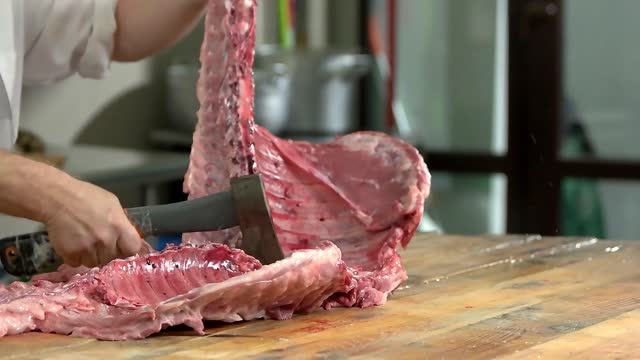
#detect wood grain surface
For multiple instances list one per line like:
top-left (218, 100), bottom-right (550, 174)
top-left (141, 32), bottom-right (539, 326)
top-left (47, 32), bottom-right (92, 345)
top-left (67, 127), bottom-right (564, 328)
top-left (1, 233), bottom-right (638, 359)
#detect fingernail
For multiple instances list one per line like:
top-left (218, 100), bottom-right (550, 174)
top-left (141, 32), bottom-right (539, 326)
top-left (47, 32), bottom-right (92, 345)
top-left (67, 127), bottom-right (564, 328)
top-left (139, 241), bottom-right (152, 256)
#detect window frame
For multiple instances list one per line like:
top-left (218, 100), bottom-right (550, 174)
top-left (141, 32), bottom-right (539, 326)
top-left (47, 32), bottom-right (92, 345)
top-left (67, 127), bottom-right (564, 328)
top-left (374, 0), bottom-right (640, 235)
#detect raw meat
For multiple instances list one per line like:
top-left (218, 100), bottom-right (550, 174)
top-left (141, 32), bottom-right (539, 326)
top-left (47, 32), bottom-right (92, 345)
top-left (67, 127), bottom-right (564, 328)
top-left (259, 129), bottom-right (428, 308)
top-left (182, 0), bottom-right (430, 307)
top-left (183, 0), bottom-right (258, 247)
top-left (0, 0), bottom-right (430, 340)
top-left (0, 243), bottom-right (350, 340)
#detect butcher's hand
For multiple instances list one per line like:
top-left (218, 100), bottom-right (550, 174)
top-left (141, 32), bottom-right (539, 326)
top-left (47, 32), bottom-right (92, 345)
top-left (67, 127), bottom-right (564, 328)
top-left (0, 151), bottom-right (148, 268)
top-left (45, 179), bottom-right (148, 267)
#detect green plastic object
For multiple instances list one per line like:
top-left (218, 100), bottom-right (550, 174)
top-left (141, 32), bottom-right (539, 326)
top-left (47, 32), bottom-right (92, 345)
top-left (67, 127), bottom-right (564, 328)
top-left (561, 134), bottom-right (605, 238)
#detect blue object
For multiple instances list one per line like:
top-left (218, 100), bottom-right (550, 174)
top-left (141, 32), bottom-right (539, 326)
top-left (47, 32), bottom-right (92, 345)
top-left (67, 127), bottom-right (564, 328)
top-left (154, 235), bottom-right (182, 251)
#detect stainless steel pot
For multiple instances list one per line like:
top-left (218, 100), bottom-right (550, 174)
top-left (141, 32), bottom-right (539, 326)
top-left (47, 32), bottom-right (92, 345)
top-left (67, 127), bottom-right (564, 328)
top-left (250, 45), bottom-right (292, 134)
top-left (285, 50), bottom-right (371, 135)
top-left (166, 64), bottom-right (199, 133)
top-left (166, 46), bottom-right (291, 134)
top-left (165, 46), bottom-right (370, 136)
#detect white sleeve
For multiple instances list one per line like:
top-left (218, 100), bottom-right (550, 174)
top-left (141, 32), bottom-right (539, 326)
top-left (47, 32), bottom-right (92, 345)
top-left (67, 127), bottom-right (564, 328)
top-left (22, 0), bottom-right (118, 85)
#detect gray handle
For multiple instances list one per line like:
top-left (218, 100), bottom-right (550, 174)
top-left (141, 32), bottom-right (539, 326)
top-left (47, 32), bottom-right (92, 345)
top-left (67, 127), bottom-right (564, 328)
top-left (126, 190), bottom-right (239, 236)
top-left (0, 231), bottom-right (61, 277)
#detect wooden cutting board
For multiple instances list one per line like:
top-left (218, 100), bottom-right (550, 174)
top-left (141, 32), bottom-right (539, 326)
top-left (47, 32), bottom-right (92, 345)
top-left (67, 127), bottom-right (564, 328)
top-left (1, 234), bottom-right (639, 359)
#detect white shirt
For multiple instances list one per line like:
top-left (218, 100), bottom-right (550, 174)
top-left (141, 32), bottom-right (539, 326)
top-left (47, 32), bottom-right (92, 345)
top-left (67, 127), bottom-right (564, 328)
top-left (0, 0), bottom-right (118, 150)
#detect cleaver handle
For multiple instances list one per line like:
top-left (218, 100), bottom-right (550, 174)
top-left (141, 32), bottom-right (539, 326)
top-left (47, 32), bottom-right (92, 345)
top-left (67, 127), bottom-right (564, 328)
top-left (0, 232), bottom-right (62, 277)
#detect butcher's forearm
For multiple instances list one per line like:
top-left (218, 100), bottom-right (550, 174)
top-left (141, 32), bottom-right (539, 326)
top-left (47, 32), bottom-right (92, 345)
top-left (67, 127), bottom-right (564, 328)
top-left (112, 0), bottom-right (208, 62)
top-left (0, 151), bottom-right (73, 223)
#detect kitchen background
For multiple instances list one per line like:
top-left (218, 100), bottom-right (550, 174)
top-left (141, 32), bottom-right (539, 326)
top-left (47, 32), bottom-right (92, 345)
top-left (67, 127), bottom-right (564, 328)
top-left (4, 0), bottom-right (640, 243)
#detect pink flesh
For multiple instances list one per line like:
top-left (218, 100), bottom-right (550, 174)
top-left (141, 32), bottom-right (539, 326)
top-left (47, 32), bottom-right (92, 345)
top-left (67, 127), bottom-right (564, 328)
top-left (182, 0), bottom-right (430, 307)
top-left (0, 243), bottom-right (349, 340)
top-left (0, 0), bottom-right (430, 340)
top-left (183, 0), bottom-right (258, 247)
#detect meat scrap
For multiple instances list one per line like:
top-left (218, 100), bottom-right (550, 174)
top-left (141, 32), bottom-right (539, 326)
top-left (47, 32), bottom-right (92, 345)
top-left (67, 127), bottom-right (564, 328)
top-left (0, 0), bottom-right (430, 340)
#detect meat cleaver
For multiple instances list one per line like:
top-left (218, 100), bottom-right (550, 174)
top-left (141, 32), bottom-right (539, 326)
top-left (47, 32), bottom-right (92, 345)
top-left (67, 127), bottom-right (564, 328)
top-left (0, 174), bottom-right (284, 277)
